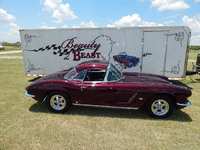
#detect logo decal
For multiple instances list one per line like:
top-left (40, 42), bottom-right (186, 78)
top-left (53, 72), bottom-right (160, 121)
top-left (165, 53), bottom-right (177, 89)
top-left (164, 32), bottom-right (184, 47)
top-left (25, 35), bottom-right (116, 61)
top-left (162, 60), bottom-right (181, 74)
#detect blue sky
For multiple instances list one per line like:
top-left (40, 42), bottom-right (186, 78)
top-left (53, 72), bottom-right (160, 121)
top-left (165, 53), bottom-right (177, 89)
top-left (0, 0), bottom-right (200, 45)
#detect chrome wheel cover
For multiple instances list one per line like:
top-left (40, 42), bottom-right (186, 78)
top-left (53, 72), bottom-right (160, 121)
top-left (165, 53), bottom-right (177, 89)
top-left (50, 95), bottom-right (67, 111)
top-left (151, 99), bottom-right (169, 116)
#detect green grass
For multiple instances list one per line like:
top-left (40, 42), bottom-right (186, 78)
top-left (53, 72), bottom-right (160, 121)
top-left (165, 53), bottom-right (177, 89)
top-left (188, 50), bottom-right (200, 60)
top-left (0, 52), bottom-right (22, 57)
top-left (187, 50), bottom-right (200, 72)
top-left (0, 53), bottom-right (200, 149)
top-left (0, 46), bottom-right (22, 57)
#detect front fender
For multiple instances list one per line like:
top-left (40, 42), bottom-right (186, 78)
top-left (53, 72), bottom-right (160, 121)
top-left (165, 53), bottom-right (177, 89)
top-left (27, 82), bottom-right (70, 101)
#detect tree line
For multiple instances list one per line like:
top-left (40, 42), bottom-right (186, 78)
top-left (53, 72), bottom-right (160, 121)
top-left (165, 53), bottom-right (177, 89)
top-left (2, 42), bottom-right (21, 47)
top-left (188, 45), bottom-right (200, 50)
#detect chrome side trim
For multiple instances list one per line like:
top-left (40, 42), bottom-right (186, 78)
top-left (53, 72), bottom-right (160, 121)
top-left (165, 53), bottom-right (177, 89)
top-left (127, 93), bottom-right (137, 104)
top-left (72, 103), bottom-right (139, 110)
top-left (176, 101), bottom-right (191, 106)
top-left (43, 95), bottom-right (47, 102)
top-left (25, 92), bottom-right (35, 97)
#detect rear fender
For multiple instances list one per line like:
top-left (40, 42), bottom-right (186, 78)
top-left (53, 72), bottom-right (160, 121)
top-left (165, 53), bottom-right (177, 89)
top-left (142, 93), bottom-right (176, 107)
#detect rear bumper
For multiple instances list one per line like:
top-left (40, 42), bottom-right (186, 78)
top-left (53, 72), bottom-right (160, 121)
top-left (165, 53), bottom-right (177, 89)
top-left (25, 92), bottom-right (35, 97)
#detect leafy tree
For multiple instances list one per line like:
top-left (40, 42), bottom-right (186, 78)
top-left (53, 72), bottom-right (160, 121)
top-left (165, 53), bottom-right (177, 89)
top-left (189, 45), bottom-right (200, 50)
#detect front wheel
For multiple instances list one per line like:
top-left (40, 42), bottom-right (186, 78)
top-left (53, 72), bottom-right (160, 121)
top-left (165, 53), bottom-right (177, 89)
top-left (46, 91), bottom-right (71, 113)
top-left (146, 95), bottom-right (174, 118)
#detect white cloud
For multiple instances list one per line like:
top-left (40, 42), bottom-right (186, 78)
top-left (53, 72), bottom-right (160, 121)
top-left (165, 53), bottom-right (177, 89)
top-left (190, 35), bottom-right (200, 45)
top-left (182, 15), bottom-right (200, 35)
top-left (182, 14), bottom-right (200, 45)
top-left (39, 22), bottom-right (57, 29)
top-left (139, 21), bottom-right (163, 26)
top-left (72, 25), bottom-right (80, 28)
top-left (107, 14), bottom-right (163, 27)
top-left (43, 0), bottom-right (62, 12)
top-left (150, 0), bottom-right (190, 11)
top-left (42, 0), bottom-right (77, 23)
top-left (107, 24), bottom-right (115, 27)
top-left (195, 0), bottom-right (200, 3)
top-left (6, 24), bottom-right (20, 37)
top-left (40, 25), bottom-right (57, 29)
top-left (1, 25), bottom-right (20, 43)
top-left (80, 21), bottom-right (97, 28)
top-left (164, 20), bottom-right (175, 24)
top-left (62, 25), bottom-right (68, 28)
top-left (72, 21), bottom-right (97, 28)
top-left (0, 8), bottom-right (20, 42)
top-left (108, 14), bottom-right (141, 27)
top-left (0, 8), bottom-right (16, 23)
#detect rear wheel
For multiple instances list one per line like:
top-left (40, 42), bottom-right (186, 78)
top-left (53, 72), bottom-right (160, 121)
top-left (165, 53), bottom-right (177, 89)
top-left (46, 91), bottom-right (71, 113)
top-left (146, 95), bottom-right (174, 118)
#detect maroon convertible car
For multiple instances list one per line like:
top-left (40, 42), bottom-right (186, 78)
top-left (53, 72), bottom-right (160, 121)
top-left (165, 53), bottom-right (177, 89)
top-left (25, 60), bottom-right (191, 118)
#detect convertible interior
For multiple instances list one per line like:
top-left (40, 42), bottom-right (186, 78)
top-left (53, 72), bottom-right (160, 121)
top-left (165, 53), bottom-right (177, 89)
top-left (84, 69), bottom-right (106, 81)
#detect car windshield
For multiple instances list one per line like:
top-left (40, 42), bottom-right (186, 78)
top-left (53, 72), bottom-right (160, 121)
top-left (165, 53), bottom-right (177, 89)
top-left (64, 63), bottom-right (122, 82)
top-left (64, 68), bottom-right (77, 80)
top-left (107, 64), bottom-right (122, 82)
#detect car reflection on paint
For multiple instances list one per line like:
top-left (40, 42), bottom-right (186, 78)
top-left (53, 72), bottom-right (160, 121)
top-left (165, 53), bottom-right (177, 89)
top-left (25, 60), bottom-right (192, 118)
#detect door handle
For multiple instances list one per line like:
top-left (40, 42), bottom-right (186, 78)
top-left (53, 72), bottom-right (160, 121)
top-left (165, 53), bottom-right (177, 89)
top-left (81, 86), bottom-right (87, 91)
top-left (143, 52), bottom-right (152, 57)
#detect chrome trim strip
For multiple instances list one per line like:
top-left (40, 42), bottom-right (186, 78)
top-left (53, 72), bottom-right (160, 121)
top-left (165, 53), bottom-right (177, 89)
top-left (43, 95), bottom-right (47, 102)
top-left (127, 93), bottom-right (137, 104)
top-left (176, 101), bottom-right (191, 106)
top-left (25, 92), bottom-right (35, 97)
top-left (104, 63), bottom-right (111, 82)
top-left (72, 103), bottom-right (139, 110)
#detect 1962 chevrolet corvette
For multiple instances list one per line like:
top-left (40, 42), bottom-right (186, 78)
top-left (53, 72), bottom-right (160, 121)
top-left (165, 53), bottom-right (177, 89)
top-left (25, 60), bottom-right (191, 118)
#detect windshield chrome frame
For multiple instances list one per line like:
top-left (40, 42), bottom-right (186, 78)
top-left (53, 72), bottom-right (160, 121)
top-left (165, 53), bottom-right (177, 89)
top-left (104, 63), bottom-right (122, 82)
top-left (72, 70), bottom-right (87, 82)
top-left (64, 68), bottom-right (78, 81)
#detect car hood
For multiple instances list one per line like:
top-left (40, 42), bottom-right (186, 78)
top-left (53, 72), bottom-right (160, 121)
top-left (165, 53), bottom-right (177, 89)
top-left (120, 72), bottom-right (171, 86)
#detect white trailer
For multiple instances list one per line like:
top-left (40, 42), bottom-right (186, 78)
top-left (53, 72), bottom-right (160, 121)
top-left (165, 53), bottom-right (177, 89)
top-left (20, 26), bottom-right (191, 80)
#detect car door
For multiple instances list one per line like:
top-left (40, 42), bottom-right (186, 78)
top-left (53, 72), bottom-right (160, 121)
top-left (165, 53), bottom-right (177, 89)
top-left (76, 81), bottom-right (119, 105)
top-left (70, 68), bottom-right (119, 105)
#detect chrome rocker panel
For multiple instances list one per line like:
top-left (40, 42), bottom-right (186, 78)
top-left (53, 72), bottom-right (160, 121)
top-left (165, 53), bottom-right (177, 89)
top-left (73, 103), bottom-right (139, 110)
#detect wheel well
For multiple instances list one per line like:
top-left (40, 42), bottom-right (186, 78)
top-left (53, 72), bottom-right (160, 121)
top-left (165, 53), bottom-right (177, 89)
top-left (145, 93), bottom-right (176, 107)
top-left (43, 90), bottom-right (71, 101)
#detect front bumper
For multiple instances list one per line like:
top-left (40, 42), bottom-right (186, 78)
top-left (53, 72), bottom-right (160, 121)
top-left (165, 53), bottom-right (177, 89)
top-left (25, 92), bottom-right (35, 97)
top-left (176, 101), bottom-right (191, 107)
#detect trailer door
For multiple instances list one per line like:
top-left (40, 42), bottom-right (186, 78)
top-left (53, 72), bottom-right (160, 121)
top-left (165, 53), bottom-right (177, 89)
top-left (141, 31), bottom-right (168, 75)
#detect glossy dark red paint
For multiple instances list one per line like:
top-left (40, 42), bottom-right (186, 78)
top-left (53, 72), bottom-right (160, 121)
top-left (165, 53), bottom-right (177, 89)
top-left (26, 60), bottom-right (192, 110)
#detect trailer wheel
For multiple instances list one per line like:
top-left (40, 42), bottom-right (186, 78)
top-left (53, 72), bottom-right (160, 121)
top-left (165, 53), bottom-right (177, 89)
top-left (146, 95), bottom-right (174, 118)
top-left (46, 91), bottom-right (71, 113)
